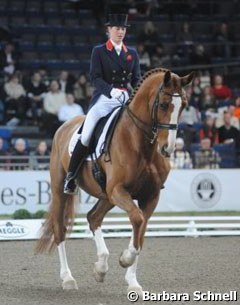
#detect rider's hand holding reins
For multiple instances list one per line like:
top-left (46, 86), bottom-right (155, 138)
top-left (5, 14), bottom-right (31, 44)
top-left (110, 88), bottom-right (125, 99)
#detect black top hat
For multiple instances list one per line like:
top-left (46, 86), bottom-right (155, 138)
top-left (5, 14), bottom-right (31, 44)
top-left (105, 14), bottom-right (130, 27)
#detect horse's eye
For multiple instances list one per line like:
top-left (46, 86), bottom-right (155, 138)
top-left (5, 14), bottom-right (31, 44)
top-left (159, 103), bottom-right (168, 111)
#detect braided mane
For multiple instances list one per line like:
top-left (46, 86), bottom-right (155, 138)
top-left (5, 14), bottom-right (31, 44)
top-left (128, 67), bottom-right (169, 102)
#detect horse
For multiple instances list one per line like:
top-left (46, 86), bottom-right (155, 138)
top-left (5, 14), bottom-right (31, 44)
top-left (35, 68), bottom-right (194, 295)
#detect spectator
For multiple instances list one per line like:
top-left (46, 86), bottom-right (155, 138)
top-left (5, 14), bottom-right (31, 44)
top-left (43, 80), bottom-right (66, 136)
top-left (189, 44), bottom-right (211, 65)
top-left (199, 85), bottom-right (216, 111)
top-left (151, 45), bottom-right (171, 68)
top-left (193, 138), bottom-right (221, 169)
top-left (73, 73), bottom-right (93, 113)
top-left (213, 22), bottom-right (235, 59)
top-left (232, 96), bottom-right (240, 123)
top-left (58, 93), bottom-right (84, 123)
top-left (0, 85), bottom-right (5, 124)
top-left (0, 136), bottom-right (9, 169)
top-left (4, 73), bottom-right (26, 123)
top-left (176, 22), bottom-right (193, 45)
top-left (218, 111), bottom-right (240, 148)
top-left (229, 105), bottom-right (240, 130)
top-left (58, 70), bottom-right (75, 93)
top-left (38, 66), bottom-right (50, 87)
top-left (173, 22), bottom-right (194, 64)
top-left (170, 137), bottom-right (192, 169)
top-left (137, 21), bottom-right (159, 55)
top-left (216, 107), bottom-right (239, 130)
top-left (136, 43), bottom-right (151, 72)
top-left (31, 140), bottom-right (50, 170)
top-left (26, 71), bottom-right (47, 124)
top-left (180, 90), bottom-right (201, 126)
top-left (0, 42), bottom-right (18, 75)
top-left (179, 101), bottom-right (200, 149)
top-left (199, 115), bottom-right (219, 146)
top-left (191, 76), bottom-right (202, 107)
top-left (10, 138), bottom-right (29, 170)
top-left (211, 74), bottom-right (232, 101)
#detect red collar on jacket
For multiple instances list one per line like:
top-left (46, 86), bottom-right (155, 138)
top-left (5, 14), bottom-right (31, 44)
top-left (106, 39), bottom-right (128, 53)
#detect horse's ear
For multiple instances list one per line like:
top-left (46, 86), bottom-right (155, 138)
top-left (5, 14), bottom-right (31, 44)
top-left (181, 71), bottom-right (195, 87)
top-left (163, 70), bottom-right (171, 87)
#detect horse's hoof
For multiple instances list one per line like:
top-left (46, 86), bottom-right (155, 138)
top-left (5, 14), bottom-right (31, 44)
top-left (127, 286), bottom-right (143, 299)
top-left (62, 278), bottom-right (78, 290)
top-left (93, 262), bottom-right (108, 283)
top-left (119, 250), bottom-right (135, 268)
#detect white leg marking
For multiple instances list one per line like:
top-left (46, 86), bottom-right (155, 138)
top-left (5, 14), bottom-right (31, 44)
top-left (125, 235), bottom-right (143, 297)
top-left (125, 256), bottom-right (142, 288)
top-left (119, 235), bottom-right (140, 268)
top-left (93, 227), bottom-right (109, 282)
top-left (58, 241), bottom-right (78, 290)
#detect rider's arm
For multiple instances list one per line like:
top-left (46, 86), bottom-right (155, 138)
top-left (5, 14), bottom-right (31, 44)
top-left (90, 47), bottom-right (113, 98)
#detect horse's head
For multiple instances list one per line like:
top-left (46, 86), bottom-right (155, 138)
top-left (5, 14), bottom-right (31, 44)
top-left (148, 70), bottom-right (195, 157)
top-left (128, 68), bottom-right (194, 157)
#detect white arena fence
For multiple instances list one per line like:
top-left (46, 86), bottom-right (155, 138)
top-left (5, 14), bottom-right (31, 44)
top-left (1, 216), bottom-right (240, 240)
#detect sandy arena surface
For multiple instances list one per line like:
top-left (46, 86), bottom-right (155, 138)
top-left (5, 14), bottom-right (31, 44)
top-left (0, 237), bottom-right (239, 305)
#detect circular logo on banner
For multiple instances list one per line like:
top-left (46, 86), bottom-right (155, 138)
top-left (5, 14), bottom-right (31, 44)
top-left (191, 173), bottom-right (221, 208)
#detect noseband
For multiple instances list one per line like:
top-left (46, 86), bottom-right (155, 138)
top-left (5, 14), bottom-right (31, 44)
top-left (126, 85), bottom-right (182, 143)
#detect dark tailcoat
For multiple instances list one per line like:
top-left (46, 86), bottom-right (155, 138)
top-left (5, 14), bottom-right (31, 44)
top-left (89, 39), bottom-right (141, 108)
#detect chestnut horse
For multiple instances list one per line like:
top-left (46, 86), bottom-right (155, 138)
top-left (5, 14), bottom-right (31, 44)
top-left (36, 68), bottom-right (194, 295)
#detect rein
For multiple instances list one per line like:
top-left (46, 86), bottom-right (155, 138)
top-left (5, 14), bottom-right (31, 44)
top-left (126, 86), bottom-right (181, 143)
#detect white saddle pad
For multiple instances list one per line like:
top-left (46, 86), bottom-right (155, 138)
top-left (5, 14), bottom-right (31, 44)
top-left (68, 107), bottom-right (120, 160)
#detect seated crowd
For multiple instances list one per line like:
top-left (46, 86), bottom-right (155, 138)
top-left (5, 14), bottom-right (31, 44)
top-left (0, 69), bottom-right (90, 135)
top-left (0, 137), bottom-right (50, 170)
top-left (0, 54), bottom-right (239, 169)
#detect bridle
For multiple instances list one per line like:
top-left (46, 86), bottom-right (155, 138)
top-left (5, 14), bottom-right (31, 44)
top-left (126, 84), bottom-right (182, 143)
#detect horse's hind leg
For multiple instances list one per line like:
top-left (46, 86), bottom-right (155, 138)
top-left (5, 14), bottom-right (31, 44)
top-left (51, 164), bottom-right (78, 290)
top-left (87, 198), bottom-right (113, 282)
top-left (54, 193), bottom-right (78, 290)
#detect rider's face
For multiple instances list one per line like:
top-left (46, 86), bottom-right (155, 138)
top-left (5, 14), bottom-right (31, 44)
top-left (108, 26), bottom-right (126, 44)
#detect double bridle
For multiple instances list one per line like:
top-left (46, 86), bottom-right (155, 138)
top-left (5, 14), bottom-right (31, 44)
top-left (126, 85), bottom-right (182, 143)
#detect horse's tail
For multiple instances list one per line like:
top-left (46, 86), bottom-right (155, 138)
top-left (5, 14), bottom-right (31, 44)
top-left (35, 195), bottom-right (75, 254)
top-left (35, 129), bottom-right (76, 254)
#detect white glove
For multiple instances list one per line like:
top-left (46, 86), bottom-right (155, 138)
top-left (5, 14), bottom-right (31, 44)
top-left (110, 88), bottom-right (124, 99)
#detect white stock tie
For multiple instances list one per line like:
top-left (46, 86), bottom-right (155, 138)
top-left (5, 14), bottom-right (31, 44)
top-left (115, 47), bottom-right (121, 56)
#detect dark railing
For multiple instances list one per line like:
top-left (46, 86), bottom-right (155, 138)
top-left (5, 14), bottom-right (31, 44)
top-left (0, 151), bottom-right (238, 171)
top-left (0, 155), bottom-right (50, 171)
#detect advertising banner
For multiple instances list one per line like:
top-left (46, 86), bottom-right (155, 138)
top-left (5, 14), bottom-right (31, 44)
top-left (0, 170), bottom-right (240, 215)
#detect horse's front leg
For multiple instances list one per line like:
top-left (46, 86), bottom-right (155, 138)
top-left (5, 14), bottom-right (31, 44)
top-left (125, 234), bottom-right (143, 296)
top-left (87, 198), bottom-right (114, 282)
top-left (108, 184), bottom-right (144, 268)
top-left (125, 195), bottom-right (160, 297)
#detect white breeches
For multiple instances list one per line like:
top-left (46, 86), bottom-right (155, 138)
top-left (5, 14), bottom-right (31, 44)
top-left (81, 91), bottom-right (129, 146)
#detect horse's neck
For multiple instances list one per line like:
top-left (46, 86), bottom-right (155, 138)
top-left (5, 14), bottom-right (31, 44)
top-left (119, 75), bottom-right (162, 161)
top-left (129, 73), bottom-right (162, 124)
top-left (117, 104), bottom-right (157, 162)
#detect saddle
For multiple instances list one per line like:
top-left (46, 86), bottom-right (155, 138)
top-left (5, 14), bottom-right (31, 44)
top-left (77, 106), bottom-right (125, 190)
top-left (78, 106), bottom-right (125, 157)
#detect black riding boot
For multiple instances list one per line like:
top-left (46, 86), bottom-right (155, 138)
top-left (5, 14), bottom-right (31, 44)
top-left (64, 140), bottom-right (88, 195)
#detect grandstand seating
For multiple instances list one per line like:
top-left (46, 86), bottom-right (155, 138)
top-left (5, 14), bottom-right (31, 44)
top-left (0, 0), bottom-right (239, 74)
top-left (214, 142), bottom-right (237, 168)
top-left (0, 0), bottom-right (239, 166)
